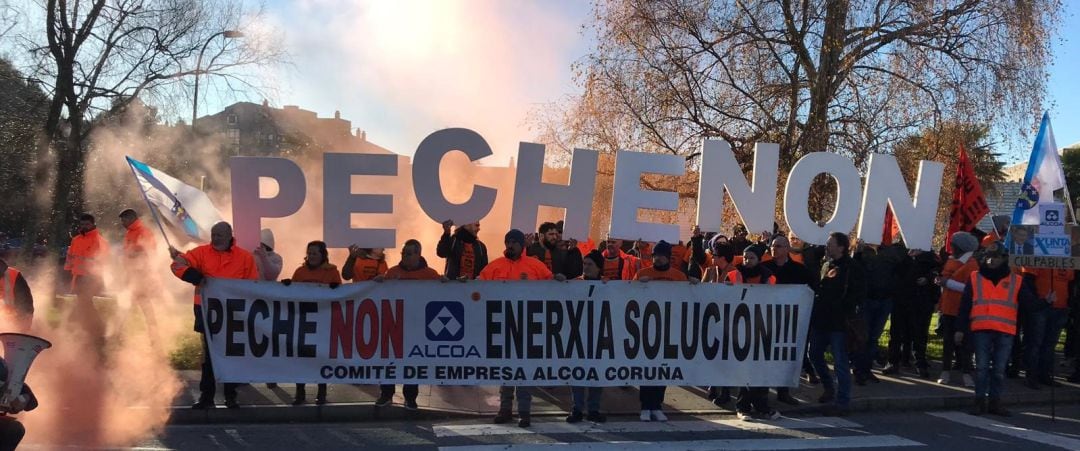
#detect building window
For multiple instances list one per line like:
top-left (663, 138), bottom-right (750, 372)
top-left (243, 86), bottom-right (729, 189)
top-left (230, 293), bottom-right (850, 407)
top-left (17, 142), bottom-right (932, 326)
top-left (227, 114), bottom-right (238, 125)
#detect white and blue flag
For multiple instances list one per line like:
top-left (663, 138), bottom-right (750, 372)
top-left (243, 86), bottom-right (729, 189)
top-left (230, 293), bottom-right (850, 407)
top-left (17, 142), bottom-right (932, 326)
top-left (1012, 112), bottom-right (1067, 226)
top-left (126, 156), bottom-right (224, 242)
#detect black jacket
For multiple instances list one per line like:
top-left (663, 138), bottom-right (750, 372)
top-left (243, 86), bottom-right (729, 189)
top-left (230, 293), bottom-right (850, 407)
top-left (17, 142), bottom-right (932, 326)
top-left (761, 258), bottom-right (812, 286)
top-left (436, 228), bottom-right (488, 279)
top-left (854, 244), bottom-right (908, 300)
top-left (812, 255), bottom-right (867, 332)
top-left (526, 242), bottom-right (583, 279)
top-left (898, 251), bottom-right (941, 310)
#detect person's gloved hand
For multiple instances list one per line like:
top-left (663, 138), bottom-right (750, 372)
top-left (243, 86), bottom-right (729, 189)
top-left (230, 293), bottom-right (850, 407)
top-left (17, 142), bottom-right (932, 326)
top-left (329, 282), bottom-right (341, 289)
top-left (281, 279), bottom-right (292, 286)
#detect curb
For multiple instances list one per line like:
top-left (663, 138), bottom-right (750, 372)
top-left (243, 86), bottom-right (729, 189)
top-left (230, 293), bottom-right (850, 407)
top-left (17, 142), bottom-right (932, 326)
top-left (166, 387), bottom-right (1080, 424)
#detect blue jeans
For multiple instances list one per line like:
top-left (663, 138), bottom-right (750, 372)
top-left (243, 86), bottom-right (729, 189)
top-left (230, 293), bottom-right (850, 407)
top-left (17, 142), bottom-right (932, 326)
top-left (855, 298), bottom-right (893, 376)
top-left (571, 387), bottom-right (602, 413)
top-left (809, 329), bottom-right (851, 406)
top-left (972, 331), bottom-right (1014, 399)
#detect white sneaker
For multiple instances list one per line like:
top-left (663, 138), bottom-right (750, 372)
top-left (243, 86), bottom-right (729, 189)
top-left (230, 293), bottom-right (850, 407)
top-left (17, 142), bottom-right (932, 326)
top-left (736, 411), bottom-right (753, 421)
top-left (651, 410), bottom-right (668, 422)
top-left (640, 410), bottom-right (651, 422)
top-left (937, 371), bottom-right (951, 385)
top-left (963, 374), bottom-right (975, 388)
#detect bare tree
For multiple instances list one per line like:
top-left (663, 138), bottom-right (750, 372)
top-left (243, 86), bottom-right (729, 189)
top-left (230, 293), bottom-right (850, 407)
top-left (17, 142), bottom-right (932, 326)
top-left (541, 0), bottom-right (1059, 169)
top-left (19, 0), bottom-right (285, 246)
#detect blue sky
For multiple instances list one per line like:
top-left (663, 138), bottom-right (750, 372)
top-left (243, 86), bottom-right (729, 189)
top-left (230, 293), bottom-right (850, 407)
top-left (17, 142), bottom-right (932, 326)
top-left (1046, 2), bottom-right (1080, 153)
top-left (211, 1), bottom-right (1078, 165)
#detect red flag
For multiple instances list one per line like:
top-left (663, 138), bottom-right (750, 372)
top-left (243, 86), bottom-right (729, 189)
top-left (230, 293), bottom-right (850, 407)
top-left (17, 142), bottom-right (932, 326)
top-left (945, 144), bottom-right (991, 252)
top-left (882, 205), bottom-right (900, 244)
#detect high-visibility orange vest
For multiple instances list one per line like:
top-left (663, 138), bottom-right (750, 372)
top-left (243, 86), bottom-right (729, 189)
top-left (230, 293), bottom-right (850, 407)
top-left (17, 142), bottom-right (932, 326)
top-left (969, 272), bottom-right (1020, 335)
top-left (171, 244), bottom-right (259, 305)
top-left (726, 270), bottom-right (776, 285)
top-left (1, 267), bottom-right (20, 309)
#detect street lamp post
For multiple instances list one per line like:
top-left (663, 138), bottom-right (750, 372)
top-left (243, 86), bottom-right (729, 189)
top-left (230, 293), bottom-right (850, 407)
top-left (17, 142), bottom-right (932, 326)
top-left (192, 30), bottom-right (244, 131)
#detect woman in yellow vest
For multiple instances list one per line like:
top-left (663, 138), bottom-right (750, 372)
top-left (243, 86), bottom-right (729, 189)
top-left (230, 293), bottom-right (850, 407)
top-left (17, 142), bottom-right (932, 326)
top-left (955, 241), bottom-right (1037, 416)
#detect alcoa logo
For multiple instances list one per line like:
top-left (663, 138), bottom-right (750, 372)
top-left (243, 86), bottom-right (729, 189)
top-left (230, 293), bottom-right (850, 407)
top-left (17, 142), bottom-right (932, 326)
top-left (425, 302), bottom-right (465, 341)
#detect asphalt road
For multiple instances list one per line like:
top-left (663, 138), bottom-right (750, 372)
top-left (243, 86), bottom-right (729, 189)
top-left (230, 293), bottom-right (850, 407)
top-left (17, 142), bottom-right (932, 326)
top-left (21, 404), bottom-right (1080, 450)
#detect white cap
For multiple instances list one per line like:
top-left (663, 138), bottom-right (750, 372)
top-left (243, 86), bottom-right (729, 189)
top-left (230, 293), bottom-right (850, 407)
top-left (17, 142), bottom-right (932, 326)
top-left (260, 228), bottom-right (275, 250)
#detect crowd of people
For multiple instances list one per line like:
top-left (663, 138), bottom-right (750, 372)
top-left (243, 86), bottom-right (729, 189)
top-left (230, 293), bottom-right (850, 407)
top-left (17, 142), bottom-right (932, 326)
top-left (1, 210), bottom-right (1077, 429)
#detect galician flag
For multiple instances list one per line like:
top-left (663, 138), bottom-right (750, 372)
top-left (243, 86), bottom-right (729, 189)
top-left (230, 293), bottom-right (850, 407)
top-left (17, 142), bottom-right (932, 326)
top-left (126, 156), bottom-right (224, 241)
top-left (1012, 112), bottom-right (1066, 225)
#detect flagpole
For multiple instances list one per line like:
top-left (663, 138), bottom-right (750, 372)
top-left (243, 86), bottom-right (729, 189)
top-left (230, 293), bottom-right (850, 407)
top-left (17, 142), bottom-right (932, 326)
top-left (126, 157), bottom-right (174, 250)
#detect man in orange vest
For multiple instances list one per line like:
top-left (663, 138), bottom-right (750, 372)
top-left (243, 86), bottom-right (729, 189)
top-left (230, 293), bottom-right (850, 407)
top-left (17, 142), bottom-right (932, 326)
top-left (65, 213), bottom-right (110, 345)
top-left (437, 220), bottom-right (488, 280)
top-left (119, 209), bottom-right (159, 346)
top-left (956, 241), bottom-right (1037, 416)
top-left (600, 237), bottom-right (641, 281)
top-left (0, 256), bottom-right (33, 331)
top-left (481, 229), bottom-right (558, 428)
top-left (634, 240), bottom-right (694, 422)
top-left (374, 239), bottom-right (441, 411)
top-left (170, 221), bottom-right (259, 409)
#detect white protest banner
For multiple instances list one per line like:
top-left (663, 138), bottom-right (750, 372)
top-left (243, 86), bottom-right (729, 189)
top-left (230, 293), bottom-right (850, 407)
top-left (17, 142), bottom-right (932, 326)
top-left (199, 279), bottom-right (813, 387)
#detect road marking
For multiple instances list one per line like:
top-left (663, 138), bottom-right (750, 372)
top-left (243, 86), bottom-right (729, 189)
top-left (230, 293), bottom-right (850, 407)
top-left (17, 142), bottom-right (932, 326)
top-left (224, 429), bottom-right (250, 447)
top-left (433, 417), bottom-right (860, 437)
top-left (437, 434), bottom-right (922, 450)
top-left (1020, 411), bottom-right (1080, 425)
top-left (929, 411), bottom-right (1080, 450)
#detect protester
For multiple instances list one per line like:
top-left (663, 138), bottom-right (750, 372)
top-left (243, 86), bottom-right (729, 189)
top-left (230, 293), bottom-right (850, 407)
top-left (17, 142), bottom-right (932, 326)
top-left (283, 240), bottom-right (342, 405)
top-left (693, 231), bottom-right (738, 405)
top-left (634, 240), bottom-right (693, 422)
top-left (600, 237), bottom-right (641, 281)
top-left (170, 221), bottom-right (259, 409)
top-left (934, 232), bottom-right (980, 387)
top-left (527, 222), bottom-right (582, 279)
top-left (64, 213), bottom-right (110, 349)
top-left (253, 228), bottom-right (283, 282)
top-left (700, 236), bottom-right (737, 284)
top-left (481, 229), bottom-right (557, 427)
top-left (253, 228), bottom-right (284, 390)
top-left (852, 240), bottom-right (907, 385)
top-left (730, 224), bottom-right (751, 252)
top-left (0, 355), bottom-right (38, 451)
top-left (787, 231), bottom-right (822, 384)
top-left (119, 208), bottom-right (159, 346)
top-left (981, 216), bottom-right (1010, 248)
top-left (727, 245), bottom-right (780, 420)
top-left (1019, 266), bottom-right (1073, 389)
top-left (808, 232), bottom-right (865, 416)
top-left (0, 256), bottom-right (33, 331)
top-left (761, 235), bottom-right (811, 404)
top-left (433, 220), bottom-right (486, 279)
top-left (884, 249), bottom-right (940, 378)
top-left (957, 242), bottom-right (1037, 416)
top-left (342, 246), bottom-right (388, 282)
top-left (566, 249), bottom-right (607, 424)
top-left (374, 239), bottom-right (440, 410)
